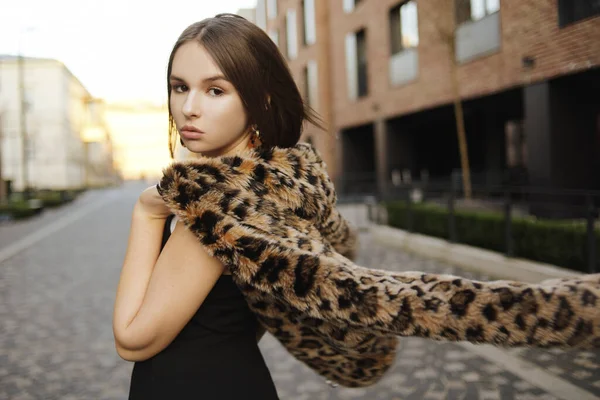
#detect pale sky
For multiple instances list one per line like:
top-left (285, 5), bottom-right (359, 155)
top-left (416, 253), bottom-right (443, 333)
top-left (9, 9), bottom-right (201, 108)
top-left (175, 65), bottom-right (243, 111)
top-left (0, 0), bottom-right (258, 105)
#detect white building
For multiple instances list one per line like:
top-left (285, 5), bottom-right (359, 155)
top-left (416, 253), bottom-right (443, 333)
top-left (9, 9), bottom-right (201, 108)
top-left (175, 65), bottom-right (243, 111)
top-left (0, 55), bottom-right (115, 192)
top-left (82, 98), bottom-right (119, 188)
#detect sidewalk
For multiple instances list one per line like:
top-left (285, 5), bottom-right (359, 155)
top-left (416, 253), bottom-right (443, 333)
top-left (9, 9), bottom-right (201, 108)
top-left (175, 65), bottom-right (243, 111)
top-left (331, 204), bottom-right (600, 400)
top-left (0, 196), bottom-right (597, 399)
top-left (0, 189), bottom-right (114, 250)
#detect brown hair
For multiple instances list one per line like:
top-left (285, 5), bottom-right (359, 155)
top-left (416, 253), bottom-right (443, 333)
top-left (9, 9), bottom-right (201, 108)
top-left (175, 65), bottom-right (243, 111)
top-left (167, 13), bottom-right (323, 158)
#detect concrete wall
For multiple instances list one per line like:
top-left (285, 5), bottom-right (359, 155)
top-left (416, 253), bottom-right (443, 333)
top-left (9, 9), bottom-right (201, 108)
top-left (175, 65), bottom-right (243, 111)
top-left (0, 57), bottom-right (117, 191)
top-left (0, 59), bottom-right (91, 190)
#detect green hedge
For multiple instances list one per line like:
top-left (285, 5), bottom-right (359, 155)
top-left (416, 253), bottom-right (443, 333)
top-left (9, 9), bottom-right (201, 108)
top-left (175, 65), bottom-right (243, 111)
top-left (34, 190), bottom-right (78, 208)
top-left (0, 201), bottom-right (42, 219)
top-left (385, 201), bottom-right (600, 273)
top-left (0, 190), bottom-right (82, 220)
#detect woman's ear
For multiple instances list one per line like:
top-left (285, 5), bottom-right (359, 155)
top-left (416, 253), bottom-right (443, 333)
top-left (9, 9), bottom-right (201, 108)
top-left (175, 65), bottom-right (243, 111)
top-left (265, 94), bottom-right (271, 110)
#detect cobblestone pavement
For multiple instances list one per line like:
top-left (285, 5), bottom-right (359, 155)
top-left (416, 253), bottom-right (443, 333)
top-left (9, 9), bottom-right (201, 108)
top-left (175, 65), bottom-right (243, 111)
top-left (0, 189), bottom-right (110, 249)
top-left (0, 186), bottom-right (598, 399)
top-left (519, 347), bottom-right (600, 395)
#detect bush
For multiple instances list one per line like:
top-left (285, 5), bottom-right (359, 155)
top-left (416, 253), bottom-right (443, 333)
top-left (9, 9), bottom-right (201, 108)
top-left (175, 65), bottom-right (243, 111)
top-left (34, 191), bottom-right (64, 208)
top-left (0, 200), bottom-right (43, 220)
top-left (0, 189), bottom-right (83, 220)
top-left (33, 190), bottom-right (79, 208)
top-left (385, 201), bottom-right (600, 273)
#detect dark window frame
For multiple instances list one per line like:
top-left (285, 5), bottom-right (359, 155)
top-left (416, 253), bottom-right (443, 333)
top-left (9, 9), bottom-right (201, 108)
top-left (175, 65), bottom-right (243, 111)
top-left (558, 0), bottom-right (600, 28)
top-left (302, 64), bottom-right (310, 105)
top-left (356, 29), bottom-right (368, 98)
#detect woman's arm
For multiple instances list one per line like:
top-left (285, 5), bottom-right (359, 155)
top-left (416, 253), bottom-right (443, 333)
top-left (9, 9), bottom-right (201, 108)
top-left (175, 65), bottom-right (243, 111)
top-left (113, 202), bottom-right (225, 361)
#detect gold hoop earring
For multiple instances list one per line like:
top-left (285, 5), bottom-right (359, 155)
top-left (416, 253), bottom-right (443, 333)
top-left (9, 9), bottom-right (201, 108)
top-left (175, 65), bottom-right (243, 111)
top-left (249, 125), bottom-right (261, 149)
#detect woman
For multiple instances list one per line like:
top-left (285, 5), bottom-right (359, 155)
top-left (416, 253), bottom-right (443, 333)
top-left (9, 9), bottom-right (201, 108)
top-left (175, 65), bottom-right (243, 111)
top-left (112, 13), bottom-right (318, 399)
top-left (114, 12), bottom-right (600, 398)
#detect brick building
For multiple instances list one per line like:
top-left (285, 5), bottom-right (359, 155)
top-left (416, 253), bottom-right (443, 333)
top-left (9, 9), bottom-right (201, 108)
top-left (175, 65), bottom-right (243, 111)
top-left (253, 0), bottom-right (600, 197)
top-left (253, 0), bottom-right (339, 181)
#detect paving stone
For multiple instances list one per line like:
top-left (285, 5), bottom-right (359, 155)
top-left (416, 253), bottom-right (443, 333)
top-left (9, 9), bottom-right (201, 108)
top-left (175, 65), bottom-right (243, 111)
top-left (0, 193), bottom-right (596, 399)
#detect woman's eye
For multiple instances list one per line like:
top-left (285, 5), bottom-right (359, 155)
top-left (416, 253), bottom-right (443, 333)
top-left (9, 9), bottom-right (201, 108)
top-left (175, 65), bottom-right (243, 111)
top-left (173, 84), bottom-right (188, 93)
top-left (208, 87), bottom-right (224, 97)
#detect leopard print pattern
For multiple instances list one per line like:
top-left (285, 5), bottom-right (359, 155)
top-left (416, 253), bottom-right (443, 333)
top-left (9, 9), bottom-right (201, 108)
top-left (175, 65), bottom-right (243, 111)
top-left (158, 143), bottom-right (600, 388)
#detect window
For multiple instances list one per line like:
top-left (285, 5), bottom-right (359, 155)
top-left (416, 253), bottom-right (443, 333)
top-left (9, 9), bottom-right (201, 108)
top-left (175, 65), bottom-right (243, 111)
top-left (343, 0), bottom-right (363, 13)
top-left (505, 121), bottom-right (527, 168)
top-left (301, 0), bottom-right (317, 46)
top-left (345, 29), bottom-right (368, 100)
top-left (267, 0), bottom-right (277, 20)
top-left (456, 0), bottom-right (499, 24)
top-left (345, 33), bottom-right (357, 99)
top-left (558, 0), bottom-right (600, 27)
top-left (286, 9), bottom-right (298, 59)
top-left (356, 29), bottom-right (368, 98)
top-left (302, 65), bottom-right (309, 102)
top-left (389, 1), bottom-right (419, 55)
top-left (303, 60), bottom-right (318, 108)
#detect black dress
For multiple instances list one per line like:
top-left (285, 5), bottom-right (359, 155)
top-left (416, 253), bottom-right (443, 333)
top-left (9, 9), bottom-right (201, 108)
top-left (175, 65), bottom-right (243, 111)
top-left (128, 215), bottom-right (279, 400)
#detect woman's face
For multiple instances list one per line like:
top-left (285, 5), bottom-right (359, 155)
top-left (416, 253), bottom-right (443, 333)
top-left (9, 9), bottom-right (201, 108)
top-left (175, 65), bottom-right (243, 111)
top-left (169, 41), bottom-right (250, 157)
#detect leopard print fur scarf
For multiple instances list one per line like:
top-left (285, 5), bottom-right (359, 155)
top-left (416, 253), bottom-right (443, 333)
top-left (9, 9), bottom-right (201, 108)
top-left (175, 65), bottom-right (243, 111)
top-left (157, 143), bottom-right (600, 388)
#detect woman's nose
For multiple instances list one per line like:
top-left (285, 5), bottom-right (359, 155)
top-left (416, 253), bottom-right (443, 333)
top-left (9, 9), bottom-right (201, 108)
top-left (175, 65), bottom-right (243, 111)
top-left (182, 90), bottom-right (201, 118)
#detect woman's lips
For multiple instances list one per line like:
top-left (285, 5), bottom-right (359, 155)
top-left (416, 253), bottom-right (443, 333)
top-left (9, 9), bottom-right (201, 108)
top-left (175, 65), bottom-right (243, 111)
top-left (181, 126), bottom-right (204, 139)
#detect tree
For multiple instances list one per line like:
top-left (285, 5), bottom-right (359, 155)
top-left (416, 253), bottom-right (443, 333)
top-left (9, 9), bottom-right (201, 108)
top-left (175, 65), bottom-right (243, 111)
top-left (449, 35), bottom-right (472, 200)
top-left (434, 0), bottom-right (473, 199)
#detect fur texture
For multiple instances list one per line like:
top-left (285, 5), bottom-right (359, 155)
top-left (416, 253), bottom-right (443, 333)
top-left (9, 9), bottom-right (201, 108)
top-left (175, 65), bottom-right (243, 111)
top-left (157, 143), bottom-right (600, 388)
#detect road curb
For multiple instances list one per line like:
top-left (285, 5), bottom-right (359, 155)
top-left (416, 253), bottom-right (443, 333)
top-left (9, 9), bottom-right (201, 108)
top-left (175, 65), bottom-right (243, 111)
top-left (369, 224), bottom-right (582, 282)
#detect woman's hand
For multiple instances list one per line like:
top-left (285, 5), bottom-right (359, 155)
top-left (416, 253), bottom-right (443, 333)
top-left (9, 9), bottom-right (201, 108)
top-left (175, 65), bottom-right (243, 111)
top-left (135, 185), bottom-right (171, 219)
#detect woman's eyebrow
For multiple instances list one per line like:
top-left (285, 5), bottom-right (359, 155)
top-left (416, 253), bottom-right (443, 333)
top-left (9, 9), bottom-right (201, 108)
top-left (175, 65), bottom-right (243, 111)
top-left (170, 74), bottom-right (229, 83)
top-left (203, 75), bottom-right (229, 83)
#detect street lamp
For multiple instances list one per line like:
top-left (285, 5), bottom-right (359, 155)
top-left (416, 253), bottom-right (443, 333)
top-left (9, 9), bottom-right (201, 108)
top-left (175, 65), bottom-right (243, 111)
top-left (18, 26), bottom-right (36, 199)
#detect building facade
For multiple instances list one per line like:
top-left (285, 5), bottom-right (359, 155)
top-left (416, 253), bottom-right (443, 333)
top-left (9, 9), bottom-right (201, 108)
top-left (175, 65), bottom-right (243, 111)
top-left (81, 98), bottom-right (119, 188)
top-left (255, 0), bottom-right (339, 181)
top-left (253, 0), bottom-right (600, 201)
top-left (0, 56), bottom-right (116, 192)
top-left (332, 0), bottom-right (600, 198)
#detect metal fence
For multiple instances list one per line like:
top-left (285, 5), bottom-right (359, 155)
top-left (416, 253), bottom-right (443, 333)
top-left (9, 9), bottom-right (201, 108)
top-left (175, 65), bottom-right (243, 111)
top-left (337, 173), bottom-right (600, 273)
